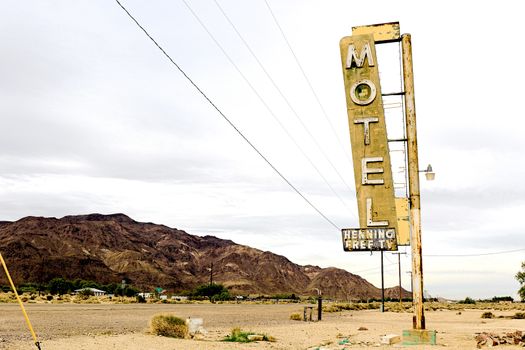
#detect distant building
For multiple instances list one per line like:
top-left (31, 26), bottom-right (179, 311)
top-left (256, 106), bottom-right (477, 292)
top-left (74, 288), bottom-right (106, 297)
top-left (171, 295), bottom-right (188, 301)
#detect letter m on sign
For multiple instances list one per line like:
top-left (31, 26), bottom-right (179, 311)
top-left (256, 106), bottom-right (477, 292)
top-left (345, 43), bottom-right (374, 68)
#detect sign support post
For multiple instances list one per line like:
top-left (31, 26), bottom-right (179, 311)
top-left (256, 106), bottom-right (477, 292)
top-left (401, 33), bottom-right (425, 330)
top-left (340, 23), bottom-right (435, 343)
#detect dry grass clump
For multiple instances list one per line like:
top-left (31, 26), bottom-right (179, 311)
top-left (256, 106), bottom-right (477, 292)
top-left (0, 292), bottom-right (17, 303)
top-left (324, 302), bottom-right (380, 313)
top-left (289, 313), bottom-right (302, 321)
top-left (385, 303), bottom-right (412, 313)
top-left (481, 311), bottom-right (495, 319)
top-left (420, 301), bottom-right (525, 312)
top-left (512, 312), bottom-right (525, 319)
top-left (150, 314), bottom-right (188, 338)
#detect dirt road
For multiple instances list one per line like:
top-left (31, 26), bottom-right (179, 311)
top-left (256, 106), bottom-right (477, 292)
top-left (1, 303), bottom-right (524, 349)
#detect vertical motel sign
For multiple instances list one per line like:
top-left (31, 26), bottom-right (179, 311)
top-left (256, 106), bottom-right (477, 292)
top-left (340, 30), bottom-right (398, 252)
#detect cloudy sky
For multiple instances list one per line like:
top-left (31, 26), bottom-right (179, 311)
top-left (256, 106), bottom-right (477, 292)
top-left (1, 0), bottom-right (524, 300)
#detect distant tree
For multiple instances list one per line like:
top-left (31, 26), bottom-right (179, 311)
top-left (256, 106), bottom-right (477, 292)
top-left (48, 277), bottom-right (72, 295)
top-left (516, 262), bottom-right (525, 301)
top-left (459, 297), bottom-right (476, 304)
top-left (77, 288), bottom-right (94, 299)
top-left (102, 283), bottom-right (120, 295)
top-left (72, 279), bottom-right (100, 290)
top-left (192, 283), bottom-right (230, 301)
top-left (491, 296), bottom-right (514, 302)
top-left (122, 285), bottom-right (139, 297)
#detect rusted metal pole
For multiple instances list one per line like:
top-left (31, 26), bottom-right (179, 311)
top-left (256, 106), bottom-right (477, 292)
top-left (401, 33), bottom-right (425, 330)
top-left (318, 296), bottom-right (322, 321)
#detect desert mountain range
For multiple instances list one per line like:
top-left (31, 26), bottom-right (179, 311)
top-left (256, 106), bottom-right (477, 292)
top-left (0, 214), bottom-right (410, 300)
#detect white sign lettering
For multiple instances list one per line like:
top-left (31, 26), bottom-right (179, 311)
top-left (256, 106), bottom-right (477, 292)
top-left (361, 157), bottom-right (384, 185)
top-left (354, 117), bottom-right (378, 145)
top-left (345, 43), bottom-right (374, 68)
top-left (366, 197), bottom-right (388, 226)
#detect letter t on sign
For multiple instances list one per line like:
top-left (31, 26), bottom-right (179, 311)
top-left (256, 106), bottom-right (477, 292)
top-left (354, 117), bottom-right (378, 145)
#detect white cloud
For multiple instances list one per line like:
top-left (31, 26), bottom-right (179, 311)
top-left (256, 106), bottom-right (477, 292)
top-left (1, 0), bottom-right (524, 299)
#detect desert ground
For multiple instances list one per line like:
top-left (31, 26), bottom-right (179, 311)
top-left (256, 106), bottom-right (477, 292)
top-left (1, 302), bottom-right (524, 349)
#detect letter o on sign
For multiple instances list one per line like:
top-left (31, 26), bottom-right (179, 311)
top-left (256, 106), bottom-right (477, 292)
top-left (350, 79), bottom-right (377, 106)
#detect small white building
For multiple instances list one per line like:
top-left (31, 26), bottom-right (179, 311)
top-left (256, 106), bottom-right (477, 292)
top-left (74, 288), bottom-right (107, 297)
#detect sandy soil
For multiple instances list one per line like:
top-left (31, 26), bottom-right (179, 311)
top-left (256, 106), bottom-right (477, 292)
top-left (1, 303), bottom-right (524, 349)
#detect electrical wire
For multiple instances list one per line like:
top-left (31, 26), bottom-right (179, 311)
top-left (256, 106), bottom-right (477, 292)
top-left (424, 247), bottom-right (525, 257)
top-left (113, 0), bottom-right (341, 231)
top-left (212, 0), bottom-right (356, 203)
top-left (262, 0), bottom-right (355, 168)
top-left (211, 0), bottom-right (357, 217)
top-left (351, 262), bottom-right (398, 274)
top-left (351, 247), bottom-right (524, 275)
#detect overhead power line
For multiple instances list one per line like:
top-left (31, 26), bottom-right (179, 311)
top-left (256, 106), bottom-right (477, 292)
top-left (182, 0), bottom-right (356, 220)
top-left (212, 0), bottom-right (356, 204)
top-left (352, 247), bottom-right (525, 275)
top-left (262, 0), bottom-right (354, 168)
top-left (424, 247), bottom-right (525, 257)
top-left (210, 0), bottom-right (356, 218)
top-left (113, 0), bottom-right (341, 231)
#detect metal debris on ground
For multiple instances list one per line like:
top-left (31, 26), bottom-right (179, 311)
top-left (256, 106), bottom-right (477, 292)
top-left (338, 338), bottom-right (350, 345)
top-left (475, 331), bottom-right (525, 348)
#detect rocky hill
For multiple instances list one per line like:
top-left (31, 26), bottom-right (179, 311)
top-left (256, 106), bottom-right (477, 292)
top-left (0, 214), bottom-right (410, 300)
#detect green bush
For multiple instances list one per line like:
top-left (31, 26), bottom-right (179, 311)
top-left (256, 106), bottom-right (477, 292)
top-left (223, 327), bottom-right (274, 342)
top-left (150, 314), bottom-right (187, 338)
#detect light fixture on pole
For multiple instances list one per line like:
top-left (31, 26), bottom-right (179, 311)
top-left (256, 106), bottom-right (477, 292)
top-left (419, 164), bottom-right (435, 181)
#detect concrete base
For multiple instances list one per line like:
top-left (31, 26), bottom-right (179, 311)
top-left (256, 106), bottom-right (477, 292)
top-left (380, 334), bottom-right (401, 345)
top-left (402, 329), bottom-right (437, 345)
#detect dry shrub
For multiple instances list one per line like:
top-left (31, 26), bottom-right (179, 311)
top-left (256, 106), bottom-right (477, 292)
top-left (512, 312), bottom-right (525, 319)
top-left (481, 311), bottom-right (495, 319)
top-left (289, 313), bottom-right (302, 321)
top-left (150, 314), bottom-right (188, 338)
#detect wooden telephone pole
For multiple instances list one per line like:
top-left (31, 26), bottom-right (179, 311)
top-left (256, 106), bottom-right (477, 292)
top-left (392, 252), bottom-right (406, 304)
top-left (401, 33), bottom-right (425, 330)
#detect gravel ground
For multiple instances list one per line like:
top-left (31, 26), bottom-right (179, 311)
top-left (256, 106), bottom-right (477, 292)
top-left (1, 303), bottom-right (524, 349)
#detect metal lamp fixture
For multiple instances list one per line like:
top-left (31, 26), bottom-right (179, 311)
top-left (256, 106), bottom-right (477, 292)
top-left (419, 164), bottom-right (435, 181)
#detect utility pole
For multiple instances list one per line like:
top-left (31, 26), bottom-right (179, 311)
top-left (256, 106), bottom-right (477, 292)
top-left (209, 262), bottom-right (213, 286)
top-left (380, 251), bottom-right (385, 312)
top-left (392, 252), bottom-right (407, 305)
top-left (406, 271), bottom-right (414, 304)
top-left (402, 33), bottom-right (425, 330)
